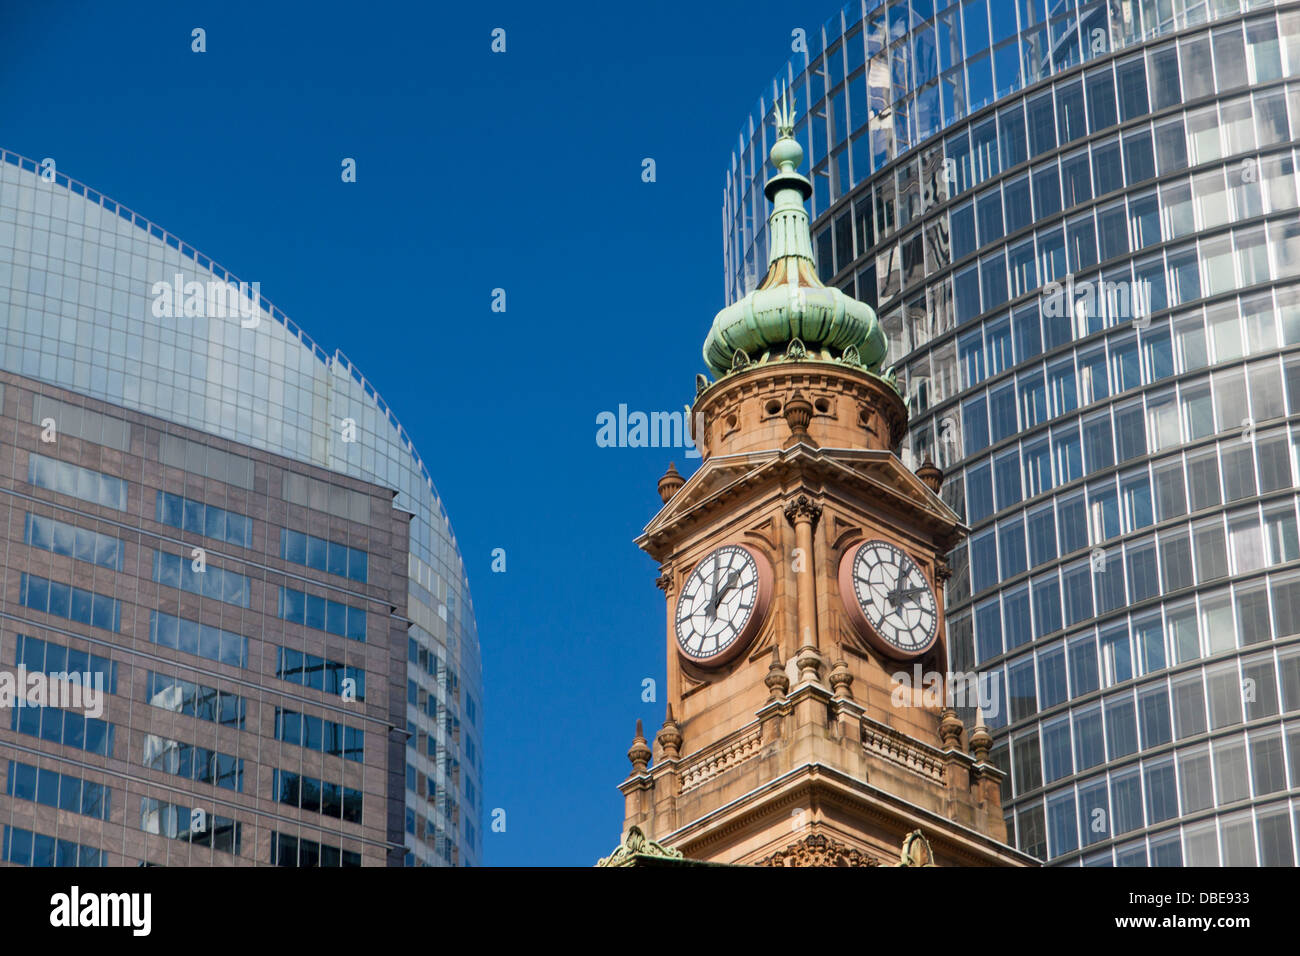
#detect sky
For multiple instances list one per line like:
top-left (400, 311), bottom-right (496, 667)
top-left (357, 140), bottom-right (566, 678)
top-left (0, 0), bottom-right (828, 866)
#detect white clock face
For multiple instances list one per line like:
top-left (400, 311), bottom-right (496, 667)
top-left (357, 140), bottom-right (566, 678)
top-left (847, 540), bottom-right (938, 656)
top-left (675, 545), bottom-right (764, 664)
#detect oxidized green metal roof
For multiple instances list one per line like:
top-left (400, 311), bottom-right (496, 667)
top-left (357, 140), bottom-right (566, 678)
top-left (702, 92), bottom-right (889, 384)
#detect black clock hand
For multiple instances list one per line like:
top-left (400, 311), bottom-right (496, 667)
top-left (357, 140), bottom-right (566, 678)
top-left (710, 570), bottom-right (741, 614)
top-left (886, 561), bottom-right (907, 606)
top-left (705, 556), bottom-right (721, 620)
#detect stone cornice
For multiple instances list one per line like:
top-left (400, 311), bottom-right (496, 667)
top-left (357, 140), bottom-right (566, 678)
top-left (663, 762), bottom-right (1038, 867)
top-left (638, 445), bottom-right (964, 560)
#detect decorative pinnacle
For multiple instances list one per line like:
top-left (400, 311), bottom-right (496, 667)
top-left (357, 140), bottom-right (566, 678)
top-left (627, 718), bottom-right (652, 774)
top-left (765, 646), bottom-right (790, 701)
top-left (969, 709), bottom-right (992, 763)
top-left (656, 704), bottom-right (683, 761)
top-left (916, 456), bottom-right (944, 494)
top-left (829, 644), bottom-right (853, 700)
top-left (782, 390), bottom-right (813, 448)
top-left (766, 87), bottom-right (810, 199)
top-left (773, 86), bottom-right (795, 138)
top-left (939, 706), bottom-right (964, 751)
top-left (657, 462), bottom-right (685, 503)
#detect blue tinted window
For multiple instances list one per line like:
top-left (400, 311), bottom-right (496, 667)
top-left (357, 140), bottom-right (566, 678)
top-left (955, 265), bottom-right (982, 323)
top-left (966, 461), bottom-right (995, 522)
top-left (959, 329), bottom-right (985, 385)
top-left (999, 517), bottom-right (1027, 578)
top-left (963, 395), bottom-right (989, 456)
top-left (1038, 645), bottom-right (1068, 707)
top-left (1056, 496), bottom-right (1087, 556)
top-left (11, 705), bottom-right (113, 757)
top-left (1052, 426), bottom-right (1083, 484)
top-left (142, 737), bottom-right (241, 791)
top-left (1062, 561), bottom-right (1094, 625)
top-left (2, 826), bottom-right (103, 867)
top-left (976, 188), bottom-right (1003, 247)
top-left (998, 107), bottom-right (1027, 170)
top-left (14, 634), bottom-right (117, 694)
top-left (1019, 371), bottom-right (1047, 428)
top-left (19, 574), bottom-right (120, 632)
top-left (994, 450), bottom-right (1022, 509)
top-left (989, 383), bottom-right (1018, 443)
top-left (27, 454), bottom-right (127, 510)
top-left (152, 551), bottom-right (251, 608)
top-left (1032, 162), bottom-right (1061, 221)
top-left (975, 594), bottom-right (1002, 659)
top-left (963, 0), bottom-right (990, 53)
top-left (1027, 505), bottom-right (1057, 565)
top-left (6, 761), bottom-right (110, 820)
top-left (970, 116), bottom-right (999, 181)
top-left (951, 201), bottom-right (976, 261)
top-left (24, 513), bottom-right (124, 570)
top-left (1033, 574), bottom-right (1062, 636)
top-left (1042, 719), bottom-right (1073, 782)
top-left (1069, 635), bottom-right (1101, 704)
top-left (278, 586), bottom-right (366, 641)
top-left (275, 707), bottom-right (364, 763)
top-left (149, 611), bottom-right (248, 668)
top-left (1004, 587), bottom-right (1032, 649)
top-left (1013, 304), bottom-right (1042, 359)
top-left (994, 38), bottom-right (1021, 98)
top-left (1024, 440), bottom-right (1053, 498)
top-left (1086, 69), bottom-right (1117, 132)
top-left (1002, 176), bottom-right (1032, 236)
top-left (971, 531), bottom-right (999, 593)
top-left (1026, 93), bottom-right (1056, 157)
top-left (156, 491), bottom-right (254, 548)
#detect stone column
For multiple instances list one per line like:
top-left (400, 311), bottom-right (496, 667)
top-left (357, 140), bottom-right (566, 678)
top-left (784, 494), bottom-right (823, 683)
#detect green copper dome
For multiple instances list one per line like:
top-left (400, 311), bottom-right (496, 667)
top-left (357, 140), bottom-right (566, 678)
top-left (703, 93), bottom-right (888, 382)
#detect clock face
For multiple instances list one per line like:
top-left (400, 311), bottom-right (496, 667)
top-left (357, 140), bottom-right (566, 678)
top-left (675, 544), bottom-right (771, 666)
top-left (837, 539), bottom-right (938, 659)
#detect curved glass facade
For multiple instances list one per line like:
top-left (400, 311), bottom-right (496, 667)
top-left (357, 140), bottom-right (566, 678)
top-left (725, 1), bottom-right (1300, 865)
top-left (0, 149), bottom-right (482, 865)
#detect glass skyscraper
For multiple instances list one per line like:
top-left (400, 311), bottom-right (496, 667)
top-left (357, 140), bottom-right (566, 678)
top-left (723, 0), bottom-right (1300, 865)
top-left (0, 148), bottom-right (482, 865)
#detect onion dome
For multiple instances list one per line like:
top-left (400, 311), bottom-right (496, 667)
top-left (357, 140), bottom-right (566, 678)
top-left (703, 90), bottom-right (888, 381)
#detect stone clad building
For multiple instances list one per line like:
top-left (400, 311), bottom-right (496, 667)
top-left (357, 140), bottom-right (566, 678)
top-left (0, 147), bottom-right (482, 866)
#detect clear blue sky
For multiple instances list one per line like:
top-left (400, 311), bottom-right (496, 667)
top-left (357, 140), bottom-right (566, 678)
top-left (0, 0), bottom-right (820, 865)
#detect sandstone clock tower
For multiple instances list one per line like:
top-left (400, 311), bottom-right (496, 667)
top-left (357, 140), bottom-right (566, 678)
top-left (604, 96), bottom-right (1034, 867)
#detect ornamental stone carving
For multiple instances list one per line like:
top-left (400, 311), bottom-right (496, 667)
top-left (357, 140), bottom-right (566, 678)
top-left (595, 825), bottom-right (685, 867)
top-left (783, 494), bottom-right (822, 526)
top-left (756, 833), bottom-right (882, 867)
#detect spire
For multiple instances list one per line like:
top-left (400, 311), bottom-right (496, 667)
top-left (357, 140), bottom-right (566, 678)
top-left (702, 87), bottom-right (889, 381)
top-left (763, 89), bottom-right (815, 264)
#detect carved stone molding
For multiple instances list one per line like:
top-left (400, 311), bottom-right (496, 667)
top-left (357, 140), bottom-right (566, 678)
top-left (655, 572), bottom-right (674, 594)
top-left (783, 494), bottom-right (822, 527)
top-left (679, 726), bottom-right (764, 794)
top-left (860, 720), bottom-right (947, 783)
top-left (596, 825), bottom-right (685, 867)
top-left (756, 833), bottom-right (882, 867)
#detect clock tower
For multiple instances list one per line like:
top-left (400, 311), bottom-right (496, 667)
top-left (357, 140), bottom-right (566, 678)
top-left (606, 95), bottom-right (1035, 867)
